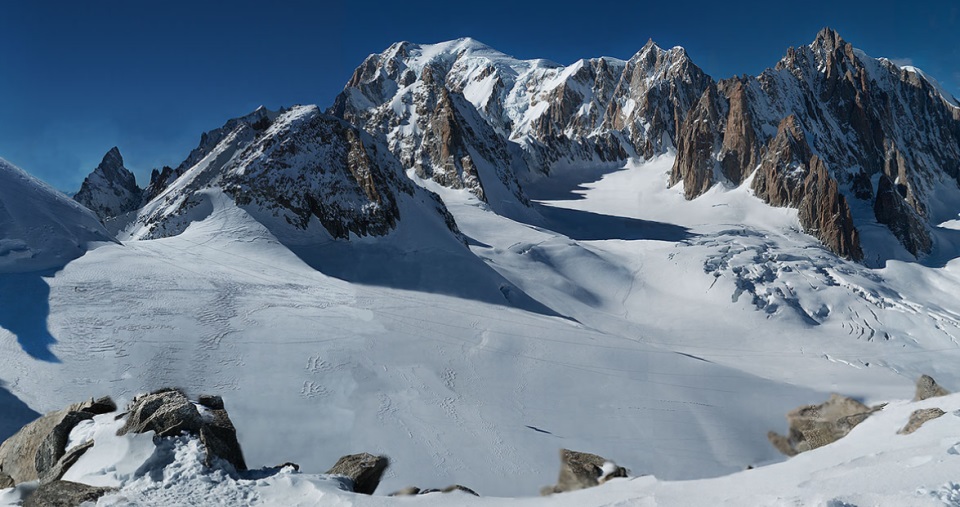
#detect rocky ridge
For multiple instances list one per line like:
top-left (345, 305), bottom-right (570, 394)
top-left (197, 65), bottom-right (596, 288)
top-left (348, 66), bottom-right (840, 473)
top-left (671, 28), bottom-right (960, 259)
top-left (334, 29), bottom-right (960, 261)
top-left (119, 105), bottom-right (460, 244)
top-left (73, 147), bottom-right (142, 221)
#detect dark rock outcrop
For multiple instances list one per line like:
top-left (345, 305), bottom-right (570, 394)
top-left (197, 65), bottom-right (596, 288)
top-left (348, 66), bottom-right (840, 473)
top-left (752, 117), bottom-right (863, 260)
top-left (0, 397), bottom-right (115, 485)
top-left (665, 28), bottom-right (960, 259)
top-left (22, 480), bottom-right (113, 507)
top-left (118, 388), bottom-right (204, 438)
top-left (117, 388), bottom-right (246, 471)
top-left (38, 441), bottom-right (94, 484)
top-left (74, 147), bottom-right (142, 221)
top-left (718, 80), bottom-right (761, 185)
top-left (671, 84), bottom-right (723, 199)
top-left (874, 174), bottom-right (932, 256)
top-left (143, 165), bottom-right (182, 203)
top-left (797, 156), bottom-right (863, 261)
top-left (392, 484), bottom-right (480, 496)
top-left (752, 116), bottom-right (814, 208)
top-left (325, 453), bottom-right (389, 495)
top-left (768, 394), bottom-right (884, 456)
top-left (420, 484), bottom-right (479, 496)
top-left (914, 375), bottom-right (950, 401)
top-left (898, 408), bottom-right (946, 435)
top-left (0, 471), bottom-right (12, 489)
top-left (540, 448), bottom-right (628, 495)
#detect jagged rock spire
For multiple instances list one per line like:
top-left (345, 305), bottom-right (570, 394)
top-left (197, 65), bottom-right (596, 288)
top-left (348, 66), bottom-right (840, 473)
top-left (74, 147), bottom-right (142, 221)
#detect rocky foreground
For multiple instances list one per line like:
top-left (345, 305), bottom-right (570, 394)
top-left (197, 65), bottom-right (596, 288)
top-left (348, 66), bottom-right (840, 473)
top-left (0, 375), bottom-right (954, 506)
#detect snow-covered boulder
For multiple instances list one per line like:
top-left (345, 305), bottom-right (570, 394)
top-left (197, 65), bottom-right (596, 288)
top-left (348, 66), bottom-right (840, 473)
top-left (914, 374), bottom-right (950, 401)
top-left (767, 394), bottom-right (884, 456)
top-left (325, 453), bottom-right (389, 495)
top-left (0, 397), bottom-right (115, 485)
top-left (118, 389), bottom-right (245, 471)
top-left (540, 448), bottom-right (628, 495)
top-left (898, 408), bottom-right (946, 435)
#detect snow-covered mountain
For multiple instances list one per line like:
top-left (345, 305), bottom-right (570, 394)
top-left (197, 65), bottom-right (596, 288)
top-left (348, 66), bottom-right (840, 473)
top-left (0, 158), bottom-right (113, 273)
top-left (120, 105), bottom-right (461, 248)
top-left (73, 147), bottom-right (142, 222)
top-left (329, 37), bottom-right (711, 217)
top-left (4, 27), bottom-right (960, 506)
top-left (334, 29), bottom-right (960, 263)
top-left (672, 28), bottom-right (960, 262)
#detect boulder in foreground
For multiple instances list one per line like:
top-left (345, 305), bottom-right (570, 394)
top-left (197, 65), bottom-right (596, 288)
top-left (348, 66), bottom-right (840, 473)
top-left (325, 453), bottom-right (389, 495)
top-left (541, 448), bottom-right (628, 495)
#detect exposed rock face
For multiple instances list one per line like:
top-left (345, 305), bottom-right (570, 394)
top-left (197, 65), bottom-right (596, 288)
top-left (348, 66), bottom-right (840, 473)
top-left (22, 480), bottom-right (113, 507)
top-left (0, 397), bottom-right (115, 485)
top-left (0, 471), bottom-right (12, 489)
top-left (751, 117), bottom-right (863, 260)
top-left (332, 30), bottom-right (960, 260)
top-left (874, 174), bottom-right (932, 256)
top-left (126, 106), bottom-right (461, 244)
top-left (898, 408), bottom-right (946, 435)
top-left (331, 42), bottom-right (529, 211)
top-left (768, 394), bottom-right (883, 456)
top-left (797, 156), bottom-right (863, 261)
top-left (675, 28), bottom-right (960, 258)
top-left (38, 440), bottom-right (94, 485)
top-left (603, 40), bottom-right (712, 159)
top-left (325, 453), bottom-right (389, 495)
top-left (914, 375), bottom-right (950, 401)
top-left (670, 84), bottom-right (723, 199)
top-left (331, 37), bottom-right (711, 213)
top-left (541, 448), bottom-right (628, 495)
top-left (752, 116), bottom-right (814, 208)
top-left (117, 388), bottom-right (246, 471)
top-left (74, 147), bottom-right (142, 221)
top-left (142, 165), bottom-right (182, 204)
top-left (118, 388), bottom-right (205, 438)
top-left (718, 80), bottom-right (761, 185)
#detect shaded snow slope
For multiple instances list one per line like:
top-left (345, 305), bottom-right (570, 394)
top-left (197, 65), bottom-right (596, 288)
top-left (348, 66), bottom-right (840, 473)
top-left (0, 158), bottom-right (113, 273)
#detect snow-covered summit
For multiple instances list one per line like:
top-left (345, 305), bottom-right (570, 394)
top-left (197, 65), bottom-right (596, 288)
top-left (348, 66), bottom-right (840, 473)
top-left (0, 158), bottom-right (113, 273)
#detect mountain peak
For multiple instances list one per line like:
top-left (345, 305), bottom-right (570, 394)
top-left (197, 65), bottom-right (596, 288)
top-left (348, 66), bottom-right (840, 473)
top-left (811, 27), bottom-right (846, 51)
top-left (74, 146), bottom-right (141, 220)
top-left (99, 146), bottom-right (124, 171)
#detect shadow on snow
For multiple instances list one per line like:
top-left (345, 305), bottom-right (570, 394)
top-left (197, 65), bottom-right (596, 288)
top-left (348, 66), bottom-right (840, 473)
top-left (0, 381), bottom-right (40, 441)
top-left (0, 270), bottom-right (62, 362)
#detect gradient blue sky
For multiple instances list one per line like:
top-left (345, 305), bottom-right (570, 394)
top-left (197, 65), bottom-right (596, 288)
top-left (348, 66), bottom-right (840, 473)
top-left (1, 0), bottom-right (958, 191)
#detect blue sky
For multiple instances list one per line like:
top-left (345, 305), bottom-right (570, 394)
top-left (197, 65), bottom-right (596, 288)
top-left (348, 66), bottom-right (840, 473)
top-left (1, 0), bottom-right (957, 191)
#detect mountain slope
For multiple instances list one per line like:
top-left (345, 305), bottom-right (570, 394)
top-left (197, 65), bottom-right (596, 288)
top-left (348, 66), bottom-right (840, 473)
top-left (122, 105), bottom-right (460, 247)
top-left (336, 30), bottom-right (960, 263)
top-left (0, 158), bottom-right (113, 273)
top-left (73, 147), bottom-right (142, 221)
top-left (672, 28), bottom-right (960, 260)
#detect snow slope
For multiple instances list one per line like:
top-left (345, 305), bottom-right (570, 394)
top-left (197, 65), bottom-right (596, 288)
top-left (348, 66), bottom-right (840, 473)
top-left (0, 158), bottom-right (113, 273)
top-left (6, 391), bottom-right (960, 506)
top-left (4, 154), bottom-right (960, 504)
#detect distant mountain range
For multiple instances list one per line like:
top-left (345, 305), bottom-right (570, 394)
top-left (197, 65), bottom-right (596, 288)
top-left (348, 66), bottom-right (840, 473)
top-left (69, 28), bottom-right (960, 263)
